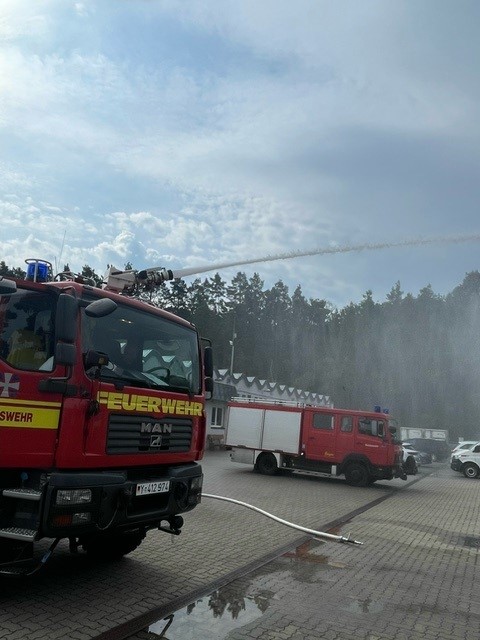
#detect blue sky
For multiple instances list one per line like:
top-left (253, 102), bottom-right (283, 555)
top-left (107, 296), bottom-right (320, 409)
top-left (2, 0), bottom-right (480, 308)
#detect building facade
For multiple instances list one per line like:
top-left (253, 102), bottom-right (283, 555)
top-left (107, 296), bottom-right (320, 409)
top-left (206, 368), bottom-right (333, 443)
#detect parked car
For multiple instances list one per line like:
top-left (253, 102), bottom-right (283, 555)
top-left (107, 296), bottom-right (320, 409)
top-left (403, 443), bottom-right (422, 464)
top-left (450, 442), bottom-right (480, 478)
top-left (408, 438), bottom-right (449, 462)
top-left (450, 441), bottom-right (478, 464)
top-left (404, 442), bottom-right (432, 465)
top-left (451, 442), bottom-right (480, 478)
top-left (402, 444), bottom-right (419, 475)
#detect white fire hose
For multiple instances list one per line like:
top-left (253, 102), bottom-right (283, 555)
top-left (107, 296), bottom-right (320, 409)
top-left (202, 493), bottom-right (363, 545)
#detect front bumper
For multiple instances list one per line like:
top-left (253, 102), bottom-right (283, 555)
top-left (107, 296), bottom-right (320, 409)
top-left (450, 459), bottom-right (463, 472)
top-left (41, 463), bottom-right (203, 538)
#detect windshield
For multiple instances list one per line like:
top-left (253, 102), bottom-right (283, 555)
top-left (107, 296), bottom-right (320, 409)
top-left (358, 417), bottom-right (386, 438)
top-left (81, 300), bottom-right (201, 394)
top-left (388, 419), bottom-right (401, 444)
top-left (0, 289), bottom-right (56, 371)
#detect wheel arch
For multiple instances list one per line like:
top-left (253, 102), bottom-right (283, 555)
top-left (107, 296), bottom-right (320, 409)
top-left (254, 450), bottom-right (284, 475)
top-left (253, 450), bottom-right (282, 467)
top-left (338, 453), bottom-right (372, 476)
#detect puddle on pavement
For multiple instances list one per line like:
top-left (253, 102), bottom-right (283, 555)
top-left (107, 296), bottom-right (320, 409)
top-left (146, 538), bottom-right (346, 638)
top-left (148, 590), bottom-right (269, 639)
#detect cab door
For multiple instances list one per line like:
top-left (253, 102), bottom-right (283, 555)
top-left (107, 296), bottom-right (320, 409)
top-left (353, 416), bottom-right (390, 465)
top-left (0, 286), bottom-right (63, 468)
top-left (335, 414), bottom-right (355, 462)
top-left (303, 409), bottom-right (337, 462)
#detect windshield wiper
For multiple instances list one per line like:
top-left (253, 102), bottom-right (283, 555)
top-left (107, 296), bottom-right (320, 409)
top-left (97, 367), bottom-right (154, 389)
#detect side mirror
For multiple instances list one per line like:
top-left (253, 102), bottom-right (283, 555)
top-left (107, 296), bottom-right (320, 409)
top-left (85, 298), bottom-right (117, 318)
top-left (0, 277), bottom-right (16, 295)
top-left (203, 346), bottom-right (213, 378)
top-left (55, 343), bottom-right (76, 366)
top-left (83, 349), bottom-right (110, 369)
top-left (56, 294), bottom-right (78, 343)
top-left (204, 376), bottom-right (214, 399)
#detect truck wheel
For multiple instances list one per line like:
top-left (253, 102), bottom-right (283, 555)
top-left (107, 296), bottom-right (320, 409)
top-left (344, 463), bottom-right (369, 487)
top-left (255, 453), bottom-right (278, 475)
top-left (463, 463), bottom-right (479, 479)
top-left (82, 532), bottom-right (144, 561)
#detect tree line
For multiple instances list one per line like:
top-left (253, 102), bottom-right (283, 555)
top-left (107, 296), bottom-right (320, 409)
top-left (2, 259), bottom-right (479, 440)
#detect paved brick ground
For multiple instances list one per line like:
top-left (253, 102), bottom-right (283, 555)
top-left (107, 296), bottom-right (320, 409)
top-left (0, 451), bottom-right (411, 639)
top-left (0, 452), bottom-right (474, 640)
top-left (129, 462), bottom-right (480, 640)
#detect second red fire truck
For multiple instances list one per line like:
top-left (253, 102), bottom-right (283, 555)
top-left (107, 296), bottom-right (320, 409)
top-left (226, 398), bottom-right (405, 486)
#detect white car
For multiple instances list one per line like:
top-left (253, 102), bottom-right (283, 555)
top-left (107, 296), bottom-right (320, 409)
top-left (402, 444), bottom-right (420, 475)
top-left (402, 443), bottom-right (422, 465)
top-left (450, 441), bottom-right (479, 464)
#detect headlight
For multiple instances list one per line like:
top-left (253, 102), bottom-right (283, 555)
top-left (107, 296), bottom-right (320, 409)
top-left (191, 476), bottom-right (203, 490)
top-left (56, 489), bottom-right (92, 505)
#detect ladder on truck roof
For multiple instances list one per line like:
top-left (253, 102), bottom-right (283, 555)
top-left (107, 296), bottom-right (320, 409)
top-left (229, 396), bottom-right (327, 408)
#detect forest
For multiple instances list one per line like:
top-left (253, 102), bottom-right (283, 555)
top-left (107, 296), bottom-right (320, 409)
top-left (2, 259), bottom-right (480, 441)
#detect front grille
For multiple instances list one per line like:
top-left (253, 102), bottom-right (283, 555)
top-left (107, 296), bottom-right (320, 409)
top-left (107, 414), bottom-right (192, 454)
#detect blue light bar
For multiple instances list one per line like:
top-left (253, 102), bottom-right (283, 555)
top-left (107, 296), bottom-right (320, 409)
top-left (25, 259), bottom-right (51, 282)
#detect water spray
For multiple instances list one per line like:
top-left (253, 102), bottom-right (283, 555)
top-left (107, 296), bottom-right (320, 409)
top-left (171, 232), bottom-right (480, 279)
top-left (202, 493), bottom-right (363, 545)
top-left (104, 231), bottom-right (480, 294)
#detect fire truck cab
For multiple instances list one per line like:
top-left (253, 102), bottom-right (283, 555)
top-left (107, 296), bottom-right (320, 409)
top-left (0, 260), bottom-right (212, 574)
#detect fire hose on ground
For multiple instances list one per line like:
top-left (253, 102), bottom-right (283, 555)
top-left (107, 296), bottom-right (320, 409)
top-left (202, 493), bottom-right (363, 545)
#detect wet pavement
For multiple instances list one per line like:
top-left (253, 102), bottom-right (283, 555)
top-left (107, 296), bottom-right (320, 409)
top-left (1, 455), bottom-right (478, 640)
top-left (126, 463), bottom-right (480, 640)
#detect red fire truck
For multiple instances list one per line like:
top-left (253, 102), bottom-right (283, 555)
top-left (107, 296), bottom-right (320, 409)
top-left (226, 398), bottom-right (405, 486)
top-left (0, 260), bottom-right (213, 574)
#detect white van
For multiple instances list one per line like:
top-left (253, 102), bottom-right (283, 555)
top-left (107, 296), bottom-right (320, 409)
top-left (450, 442), bottom-right (480, 478)
top-left (450, 441), bottom-right (478, 465)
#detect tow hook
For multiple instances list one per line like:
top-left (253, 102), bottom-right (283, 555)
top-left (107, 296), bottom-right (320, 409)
top-left (158, 515), bottom-right (184, 535)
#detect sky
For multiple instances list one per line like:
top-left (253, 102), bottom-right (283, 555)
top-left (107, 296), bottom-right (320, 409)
top-left (1, 0), bottom-right (480, 309)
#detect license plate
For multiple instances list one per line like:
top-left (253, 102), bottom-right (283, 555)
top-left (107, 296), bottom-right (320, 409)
top-left (135, 480), bottom-right (170, 496)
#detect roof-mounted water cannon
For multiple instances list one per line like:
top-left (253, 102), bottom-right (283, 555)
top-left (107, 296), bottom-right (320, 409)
top-left (102, 265), bottom-right (175, 294)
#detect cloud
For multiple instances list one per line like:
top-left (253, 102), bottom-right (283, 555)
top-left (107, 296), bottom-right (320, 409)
top-left (1, 1), bottom-right (480, 308)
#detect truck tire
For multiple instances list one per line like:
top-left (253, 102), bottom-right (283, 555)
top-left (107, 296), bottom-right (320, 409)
top-left (463, 463), bottom-right (479, 479)
top-left (255, 452), bottom-right (278, 475)
top-left (344, 462), bottom-right (369, 487)
top-left (82, 532), bottom-right (144, 561)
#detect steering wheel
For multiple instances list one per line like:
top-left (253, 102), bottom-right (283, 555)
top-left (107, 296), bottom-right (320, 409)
top-left (145, 366), bottom-right (170, 380)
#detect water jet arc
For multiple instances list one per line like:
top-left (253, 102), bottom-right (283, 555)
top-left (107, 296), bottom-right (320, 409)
top-left (166, 233), bottom-right (480, 280)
